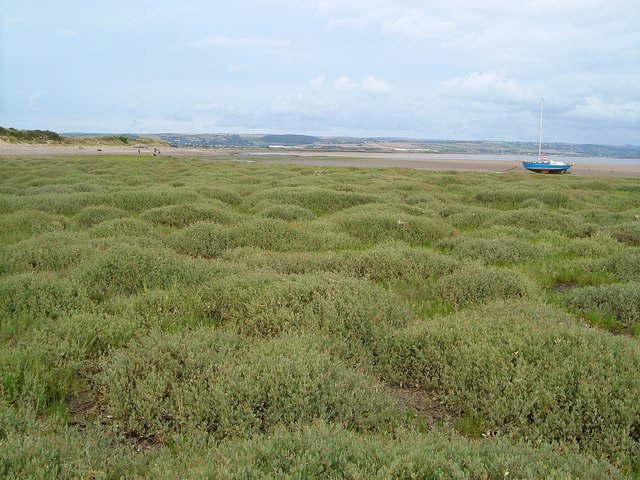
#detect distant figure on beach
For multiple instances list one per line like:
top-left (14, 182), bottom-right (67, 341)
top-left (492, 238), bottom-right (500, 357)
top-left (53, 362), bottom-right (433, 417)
top-left (153, 147), bottom-right (161, 156)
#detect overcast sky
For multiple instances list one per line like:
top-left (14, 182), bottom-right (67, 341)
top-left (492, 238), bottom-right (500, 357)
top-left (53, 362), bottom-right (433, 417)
top-left (2, 0), bottom-right (639, 145)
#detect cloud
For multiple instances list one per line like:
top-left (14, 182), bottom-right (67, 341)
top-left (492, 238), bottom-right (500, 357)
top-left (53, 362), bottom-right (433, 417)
top-left (569, 96), bottom-right (640, 122)
top-left (193, 35), bottom-right (289, 49)
top-left (439, 71), bottom-right (532, 104)
top-left (27, 91), bottom-right (45, 111)
top-left (312, 75), bottom-right (392, 94)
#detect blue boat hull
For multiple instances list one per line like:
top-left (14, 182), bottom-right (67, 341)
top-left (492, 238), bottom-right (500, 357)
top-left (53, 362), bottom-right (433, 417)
top-left (522, 162), bottom-right (571, 174)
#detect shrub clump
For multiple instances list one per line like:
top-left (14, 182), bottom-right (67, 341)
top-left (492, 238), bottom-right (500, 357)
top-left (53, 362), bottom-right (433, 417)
top-left (170, 218), bottom-right (338, 257)
top-left (95, 331), bottom-right (400, 441)
top-left (77, 244), bottom-right (194, 300)
top-left (438, 236), bottom-right (544, 264)
top-left (75, 205), bottom-right (129, 227)
top-left (0, 210), bottom-right (71, 239)
top-left (333, 207), bottom-right (455, 246)
top-left (380, 300), bottom-right (640, 468)
top-left (565, 282), bottom-right (640, 327)
top-left (198, 272), bottom-right (415, 358)
top-left (151, 423), bottom-right (624, 479)
top-left (245, 187), bottom-right (378, 214)
top-left (139, 202), bottom-right (236, 228)
top-left (259, 203), bottom-right (315, 221)
top-left (434, 264), bottom-right (536, 307)
top-left (0, 232), bottom-right (95, 274)
top-left (87, 218), bottom-right (156, 238)
top-left (0, 272), bottom-right (89, 320)
top-left (485, 207), bottom-right (591, 237)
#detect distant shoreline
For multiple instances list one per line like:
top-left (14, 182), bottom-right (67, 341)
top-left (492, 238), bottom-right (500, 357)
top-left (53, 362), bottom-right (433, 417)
top-left (1, 143), bottom-right (638, 178)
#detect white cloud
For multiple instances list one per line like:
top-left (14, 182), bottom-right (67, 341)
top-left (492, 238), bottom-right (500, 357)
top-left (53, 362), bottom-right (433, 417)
top-left (27, 91), bottom-right (45, 110)
top-left (569, 96), bottom-right (640, 122)
top-left (313, 75), bottom-right (392, 95)
top-left (439, 71), bottom-right (532, 104)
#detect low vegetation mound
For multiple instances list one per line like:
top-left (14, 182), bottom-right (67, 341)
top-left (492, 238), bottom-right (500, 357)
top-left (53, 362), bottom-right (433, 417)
top-left (1, 156), bottom-right (639, 476)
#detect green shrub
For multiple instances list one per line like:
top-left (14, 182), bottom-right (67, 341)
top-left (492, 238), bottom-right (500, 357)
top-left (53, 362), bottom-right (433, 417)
top-left (75, 205), bottom-right (129, 227)
top-left (565, 282), bottom-right (640, 327)
top-left (439, 205), bottom-right (497, 229)
top-left (333, 207), bottom-right (455, 246)
top-left (592, 249), bottom-right (640, 282)
top-left (77, 244), bottom-right (193, 300)
top-left (198, 272), bottom-right (415, 359)
top-left (0, 272), bottom-right (89, 320)
top-left (438, 236), bottom-right (544, 264)
top-left (139, 202), bottom-right (236, 228)
top-left (0, 405), bottom-right (147, 479)
top-left (0, 210), bottom-right (71, 241)
top-left (245, 186), bottom-right (378, 214)
top-left (434, 264), bottom-right (536, 307)
top-left (105, 188), bottom-right (199, 211)
top-left (474, 188), bottom-right (571, 209)
top-left (259, 203), bottom-right (315, 221)
top-left (87, 217), bottom-right (156, 238)
top-left (486, 207), bottom-right (592, 237)
top-left (0, 232), bottom-right (97, 274)
top-left (152, 423), bottom-right (623, 479)
top-left (380, 300), bottom-right (640, 467)
top-left (95, 331), bottom-right (401, 441)
top-left (196, 186), bottom-right (242, 205)
top-left (170, 218), bottom-right (337, 257)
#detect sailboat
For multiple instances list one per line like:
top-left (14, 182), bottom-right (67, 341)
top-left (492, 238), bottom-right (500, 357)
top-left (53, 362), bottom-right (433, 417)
top-left (522, 99), bottom-right (572, 173)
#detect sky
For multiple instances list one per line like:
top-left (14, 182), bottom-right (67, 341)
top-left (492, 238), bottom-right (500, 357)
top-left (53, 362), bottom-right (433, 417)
top-left (1, 0), bottom-right (639, 145)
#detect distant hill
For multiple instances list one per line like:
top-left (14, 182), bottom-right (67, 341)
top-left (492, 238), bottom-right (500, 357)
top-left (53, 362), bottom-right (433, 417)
top-left (4, 127), bottom-right (639, 158)
top-left (259, 134), bottom-right (319, 145)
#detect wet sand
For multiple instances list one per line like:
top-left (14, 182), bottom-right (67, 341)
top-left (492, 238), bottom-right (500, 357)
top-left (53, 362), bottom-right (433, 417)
top-left (1, 143), bottom-right (638, 178)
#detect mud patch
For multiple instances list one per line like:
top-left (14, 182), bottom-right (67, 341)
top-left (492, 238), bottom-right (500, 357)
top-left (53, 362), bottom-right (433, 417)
top-left (391, 384), bottom-right (455, 428)
top-left (552, 281), bottom-right (579, 293)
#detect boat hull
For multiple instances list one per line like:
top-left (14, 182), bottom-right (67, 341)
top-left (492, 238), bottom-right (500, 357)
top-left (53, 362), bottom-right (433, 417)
top-left (522, 162), bottom-right (571, 174)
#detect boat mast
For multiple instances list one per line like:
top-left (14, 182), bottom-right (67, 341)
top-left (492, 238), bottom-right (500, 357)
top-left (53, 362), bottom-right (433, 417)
top-left (538, 98), bottom-right (544, 160)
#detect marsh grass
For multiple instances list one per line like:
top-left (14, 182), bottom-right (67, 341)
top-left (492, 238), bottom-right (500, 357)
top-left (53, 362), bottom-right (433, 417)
top-left (1, 155), bottom-right (639, 476)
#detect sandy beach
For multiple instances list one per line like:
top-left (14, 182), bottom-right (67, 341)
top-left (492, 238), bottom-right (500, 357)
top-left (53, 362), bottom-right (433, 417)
top-left (1, 143), bottom-right (638, 178)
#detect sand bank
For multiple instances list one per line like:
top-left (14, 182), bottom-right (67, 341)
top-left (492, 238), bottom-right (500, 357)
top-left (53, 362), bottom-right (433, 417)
top-left (1, 143), bottom-right (638, 178)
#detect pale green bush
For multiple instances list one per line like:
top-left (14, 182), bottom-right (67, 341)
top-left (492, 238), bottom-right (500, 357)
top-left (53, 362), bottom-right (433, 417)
top-left (0, 232), bottom-right (95, 274)
top-left (139, 201), bottom-right (236, 228)
top-left (170, 218), bottom-right (342, 257)
top-left (0, 272), bottom-right (89, 320)
top-left (380, 300), bottom-right (640, 467)
top-left (198, 272), bottom-right (414, 358)
top-left (78, 244), bottom-right (196, 300)
top-left (259, 203), bottom-right (315, 221)
top-left (593, 249), bottom-right (640, 282)
top-left (474, 188), bottom-right (571, 208)
top-left (96, 331), bottom-right (401, 441)
top-left (439, 205), bottom-right (497, 229)
top-left (434, 264), bottom-right (536, 307)
top-left (333, 207), bottom-right (455, 246)
top-left (153, 423), bottom-right (624, 479)
top-left (87, 217), bottom-right (156, 238)
top-left (196, 185), bottom-right (242, 205)
top-left (438, 236), bottom-right (544, 264)
top-left (485, 207), bottom-right (592, 237)
top-left (75, 205), bottom-right (129, 227)
top-left (0, 210), bottom-right (72, 240)
top-left (105, 187), bottom-right (199, 211)
top-left (565, 282), bottom-right (640, 327)
top-left (245, 186), bottom-right (379, 213)
top-left (0, 403), bottom-right (146, 479)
